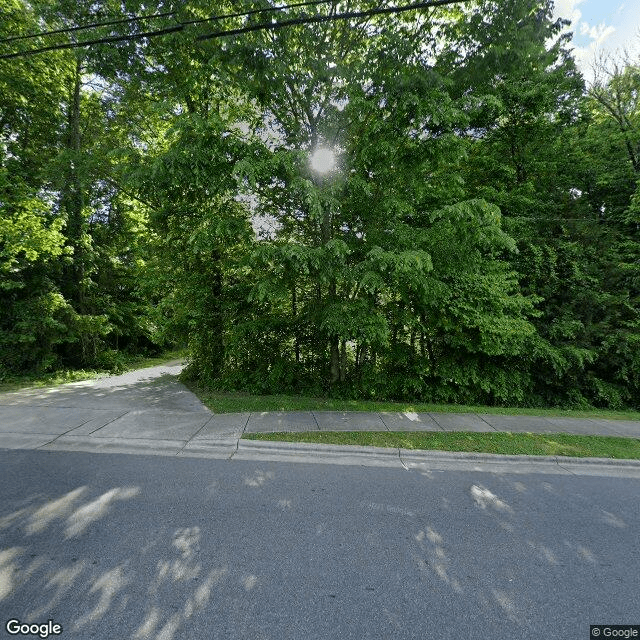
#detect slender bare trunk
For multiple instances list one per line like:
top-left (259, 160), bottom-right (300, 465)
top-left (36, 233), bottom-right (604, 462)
top-left (330, 336), bottom-right (340, 384)
top-left (63, 58), bottom-right (85, 309)
top-left (292, 283), bottom-right (300, 364)
top-left (339, 339), bottom-right (346, 382)
top-left (320, 185), bottom-right (340, 386)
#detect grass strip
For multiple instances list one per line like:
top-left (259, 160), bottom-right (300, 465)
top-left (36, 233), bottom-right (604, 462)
top-left (242, 431), bottom-right (640, 460)
top-left (184, 383), bottom-right (640, 421)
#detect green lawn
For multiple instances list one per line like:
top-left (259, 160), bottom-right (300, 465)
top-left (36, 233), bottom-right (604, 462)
top-left (243, 431), bottom-right (640, 460)
top-left (0, 348), bottom-right (187, 393)
top-left (183, 382), bottom-right (640, 421)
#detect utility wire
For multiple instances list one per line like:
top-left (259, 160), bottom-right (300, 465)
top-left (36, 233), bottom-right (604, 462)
top-left (0, 10), bottom-right (176, 44)
top-left (182, 0), bottom-right (343, 27)
top-left (505, 216), bottom-right (637, 225)
top-left (197, 0), bottom-right (469, 41)
top-left (0, 25), bottom-right (183, 59)
top-left (0, 0), bottom-right (470, 60)
top-left (0, 0), bottom-right (340, 47)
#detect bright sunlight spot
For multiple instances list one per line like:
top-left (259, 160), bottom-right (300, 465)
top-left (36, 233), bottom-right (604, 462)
top-left (310, 147), bottom-right (336, 174)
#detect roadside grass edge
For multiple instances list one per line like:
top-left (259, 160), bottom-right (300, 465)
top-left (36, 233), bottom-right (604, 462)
top-left (242, 431), bottom-right (640, 460)
top-left (184, 383), bottom-right (640, 422)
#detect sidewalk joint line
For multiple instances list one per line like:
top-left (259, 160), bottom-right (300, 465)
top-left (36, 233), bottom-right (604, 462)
top-left (241, 413), bottom-right (250, 435)
top-left (34, 408), bottom-right (130, 445)
top-left (377, 412), bottom-right (390, 432)
top-left (82, 409), bottom-right (131, 435)
top-left (183, 414), bottom-right (216, 447)
top-left (176, 437), bottom-right (195, 456)
top-left (556, 463), bottom-right (578, 476)
top-left (245, 412), bottom-right (254, 435)
top-left (427, 413), bottom-right (447, 432)
top-left (36, 435), bottom-right (60, 449)
top-left (476, 413), bottom-right (498, 431)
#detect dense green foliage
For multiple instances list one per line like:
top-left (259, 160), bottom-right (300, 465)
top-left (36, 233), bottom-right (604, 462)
top-left (0, 0), bottom-right (164, 374)
top-left (1, 0), bottom-right (639, 408)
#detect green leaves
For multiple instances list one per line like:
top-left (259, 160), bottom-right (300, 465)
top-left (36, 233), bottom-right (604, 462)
top-left (320, 299), bottom-right (389, 346)
top-left (2, 0), bottom-right (638, 407)
top-left (0, 199), bottom-right (67, 282)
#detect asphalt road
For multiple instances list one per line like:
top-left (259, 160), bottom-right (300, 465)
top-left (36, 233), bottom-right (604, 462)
top-left (1, 450), bottom-right (639, 640)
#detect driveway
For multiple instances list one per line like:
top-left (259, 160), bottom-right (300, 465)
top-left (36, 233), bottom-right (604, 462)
top-left (1, 362), bottom-right (640, 474)
top-left (0, 362), bottom-right (241, 456)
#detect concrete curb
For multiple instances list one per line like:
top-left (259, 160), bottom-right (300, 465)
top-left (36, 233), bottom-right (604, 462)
top-left (234, 439), bottom-right (402, 467)
top-left (399, 448), bottom-right (640, 466)
top-left (180, 438), bottom-right (240, 459)
top-left (231, 439), bottom-right (640, 477)
top-left (4, 433), bottom-right (640, 477)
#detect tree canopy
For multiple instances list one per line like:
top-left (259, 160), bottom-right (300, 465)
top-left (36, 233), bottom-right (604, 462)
top-left (1, 0), bottom-right (639, 408)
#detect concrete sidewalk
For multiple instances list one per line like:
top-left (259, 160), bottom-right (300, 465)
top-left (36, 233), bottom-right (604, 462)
top-left (1, 362), bottom-right (639, 466)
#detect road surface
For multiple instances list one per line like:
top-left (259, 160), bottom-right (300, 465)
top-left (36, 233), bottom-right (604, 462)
top-left (1, 448), bottom-right (638, 639)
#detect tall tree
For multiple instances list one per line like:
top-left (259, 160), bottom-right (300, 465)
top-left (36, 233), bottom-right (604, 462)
top-left (1, 0), bottom-right (166, 373)
top-left (173, 0), bottom-right (543, 402)
top-left (0, 0), bottom-right (75, 373)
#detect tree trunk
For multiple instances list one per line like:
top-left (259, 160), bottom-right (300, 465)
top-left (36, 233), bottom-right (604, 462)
top-left (321, 193), bottom-right (340, 386)
top-left (62, 58), bottom-right (85, 310)
top-left (210, 251), bottom-right (224, 368)
top-left (330, 336), bottom-right (340, 384)
top-left (292, 283), bottom-right (300, 364)
top-left (426, 337), bottom-right (436, 372)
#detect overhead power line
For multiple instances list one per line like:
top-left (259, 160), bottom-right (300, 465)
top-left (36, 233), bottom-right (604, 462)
top-left (0, 0), bottom-right (339, 47)
top-left (197, 0), bottom-right (469, 41)
top-left (182, 0), bottom-right (341, 27)
top-left (0, 25), bottom-right (182, 59)
top-left (0, 10), bottom-right (176, 44)
top-left (0, 0), bottom-right (471, 60)
top-left (506, 216), bottom-right (638, 225)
